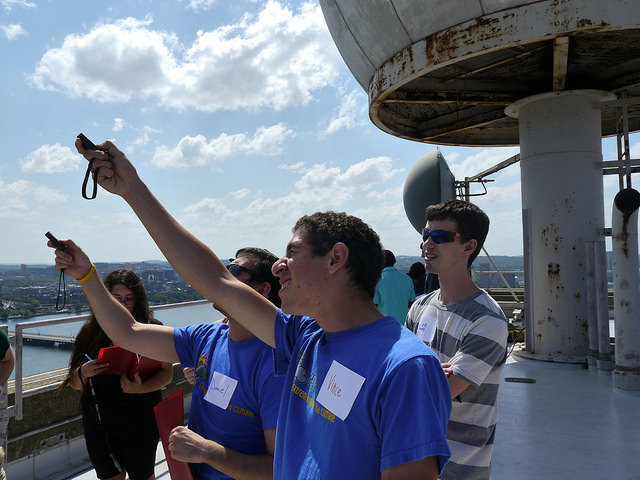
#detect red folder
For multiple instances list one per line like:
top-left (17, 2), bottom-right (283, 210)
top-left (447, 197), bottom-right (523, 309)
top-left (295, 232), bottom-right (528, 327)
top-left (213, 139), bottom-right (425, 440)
top-left (96, 346), bottom-right (163, 380)
top-left (154, 389), bottom-right (195, 480)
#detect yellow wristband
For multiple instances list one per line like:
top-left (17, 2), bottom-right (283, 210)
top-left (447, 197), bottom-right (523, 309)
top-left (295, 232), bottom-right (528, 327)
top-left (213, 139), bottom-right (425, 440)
top-left (77, 264), bottom-right (96, 283)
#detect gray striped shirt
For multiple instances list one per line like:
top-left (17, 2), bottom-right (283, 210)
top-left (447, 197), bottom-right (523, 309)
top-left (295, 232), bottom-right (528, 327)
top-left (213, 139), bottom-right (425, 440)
top-left (406, 290), bottom-right (508, 480)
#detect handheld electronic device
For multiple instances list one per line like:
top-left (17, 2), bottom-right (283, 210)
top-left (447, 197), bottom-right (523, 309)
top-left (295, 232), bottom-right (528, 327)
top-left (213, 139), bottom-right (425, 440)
top-left (77, 133), bottom-right (98, 150)
top-left (45, 231), bottom-right (66, 252)
top-left (77, 133), bottom-right (99, 199)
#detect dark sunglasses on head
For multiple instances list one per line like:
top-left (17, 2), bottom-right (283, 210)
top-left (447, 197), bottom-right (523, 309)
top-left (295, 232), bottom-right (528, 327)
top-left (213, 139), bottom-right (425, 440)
top-left (422, 229), bottom-right (469, 244)
top-left (227, 263), bottom-right (256, 278)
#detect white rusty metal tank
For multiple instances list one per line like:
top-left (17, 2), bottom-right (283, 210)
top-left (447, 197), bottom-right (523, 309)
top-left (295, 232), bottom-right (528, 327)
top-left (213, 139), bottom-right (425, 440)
top-left (320, 0), bottom-right (640, 145)
top-left (321, 0), bottom-right (640, 383)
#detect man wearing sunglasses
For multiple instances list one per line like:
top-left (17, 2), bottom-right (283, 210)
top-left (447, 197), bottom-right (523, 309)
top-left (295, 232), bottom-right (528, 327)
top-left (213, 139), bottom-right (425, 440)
top-left (169, 247), bottom-right (285, 479)
top-left (67, 138), bottom-right (453, 479)
top-left (405, 199), bottom-right (508, 480)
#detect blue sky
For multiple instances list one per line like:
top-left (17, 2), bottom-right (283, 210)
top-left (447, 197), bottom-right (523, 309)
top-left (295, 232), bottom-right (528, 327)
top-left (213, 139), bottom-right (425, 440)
top-left (1, 0), bottom-right (637, 264)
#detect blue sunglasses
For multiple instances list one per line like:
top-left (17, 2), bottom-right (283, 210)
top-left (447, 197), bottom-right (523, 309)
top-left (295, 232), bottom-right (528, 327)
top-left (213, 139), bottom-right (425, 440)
top-left (227, 263), bottom-right (257, 278)
top-left (422, 229), bottom-right (469, 244)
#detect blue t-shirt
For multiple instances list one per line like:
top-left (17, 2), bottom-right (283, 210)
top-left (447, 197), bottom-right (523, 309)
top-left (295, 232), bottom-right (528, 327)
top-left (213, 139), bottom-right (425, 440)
top-left (273, 310), bottom-right (451, 479)
top-left (174, 323), bottom-right (284, 480)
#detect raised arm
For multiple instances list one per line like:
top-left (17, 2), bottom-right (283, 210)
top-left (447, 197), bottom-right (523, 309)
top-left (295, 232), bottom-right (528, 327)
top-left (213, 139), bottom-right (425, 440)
top-left (74, 139), bottom-right (277, 347)
top-left (50, 239), bottom-right (180, 362)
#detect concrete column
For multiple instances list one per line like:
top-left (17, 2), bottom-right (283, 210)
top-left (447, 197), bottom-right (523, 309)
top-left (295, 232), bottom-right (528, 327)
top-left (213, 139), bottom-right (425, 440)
top-left (506, 90), bottom-right (614, 362)
top-left (612, 188), bottom-right (640, 390)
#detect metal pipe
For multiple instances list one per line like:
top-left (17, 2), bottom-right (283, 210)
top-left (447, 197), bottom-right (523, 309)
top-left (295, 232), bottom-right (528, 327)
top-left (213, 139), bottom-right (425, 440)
top-left (612, 188), bottom-right (640, 390)
top-left (585, 242), bottom-right (599, 367)
top-left (594, 240), bottom-right (613, 371)
top-left (15, 324), bottom-right (22, 421)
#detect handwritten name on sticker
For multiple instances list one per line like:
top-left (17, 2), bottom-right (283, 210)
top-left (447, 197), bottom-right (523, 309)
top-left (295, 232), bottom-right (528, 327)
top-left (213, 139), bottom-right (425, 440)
top-left (416, 315), bottom-right (438, 344)
top-left (317, 360), bottom-right (365, 421)
top-left (327, 375), bottom-right (342, 397)
top-left (204, 371), bottom-right (238, 410)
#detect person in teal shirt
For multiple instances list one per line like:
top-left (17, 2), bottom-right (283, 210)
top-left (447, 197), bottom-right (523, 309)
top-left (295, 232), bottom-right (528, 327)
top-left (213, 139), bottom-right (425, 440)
top-left (374, 250), bottom-right (415, 325)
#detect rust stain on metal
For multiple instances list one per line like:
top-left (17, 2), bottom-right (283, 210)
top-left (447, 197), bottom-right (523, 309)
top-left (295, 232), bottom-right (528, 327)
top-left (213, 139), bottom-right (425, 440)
top-left (620, 211), bottom-right (631, 258)
top-left (540, 224), bottom-right (562, 250)
top-left (576, 18), bottom-right (594, 29)
top-left (619, 299), bottom-right (633, 314)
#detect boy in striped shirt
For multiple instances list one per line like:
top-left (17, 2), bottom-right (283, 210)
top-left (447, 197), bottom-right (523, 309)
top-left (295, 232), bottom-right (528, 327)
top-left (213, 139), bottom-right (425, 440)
top-left (406, 199), bottom-right (508, 480)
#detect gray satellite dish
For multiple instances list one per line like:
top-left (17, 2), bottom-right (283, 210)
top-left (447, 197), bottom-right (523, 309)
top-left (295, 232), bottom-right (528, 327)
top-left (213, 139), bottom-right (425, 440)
top-left (403, 149), bottom-right (456, 234)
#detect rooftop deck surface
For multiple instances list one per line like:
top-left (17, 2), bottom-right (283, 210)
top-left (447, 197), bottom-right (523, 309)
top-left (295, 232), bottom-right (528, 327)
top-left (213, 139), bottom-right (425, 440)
top-left (70, 353), bottom-right (640, 480)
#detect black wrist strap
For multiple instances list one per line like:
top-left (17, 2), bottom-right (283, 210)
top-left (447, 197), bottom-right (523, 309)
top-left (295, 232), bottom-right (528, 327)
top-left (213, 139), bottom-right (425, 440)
top-left (55, 269), bottom-right (66, 311)
top-left (82, 159), bottom-right (98, 200)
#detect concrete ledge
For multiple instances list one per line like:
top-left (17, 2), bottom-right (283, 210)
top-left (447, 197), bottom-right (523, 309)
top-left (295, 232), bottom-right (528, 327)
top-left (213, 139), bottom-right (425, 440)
top-left (5, 364), bottom-right (192, 465)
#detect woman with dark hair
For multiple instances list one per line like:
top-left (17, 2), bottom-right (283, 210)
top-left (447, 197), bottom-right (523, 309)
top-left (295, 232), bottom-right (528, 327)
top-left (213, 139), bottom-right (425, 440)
top-left (58, 269), bottom-right (173, 480)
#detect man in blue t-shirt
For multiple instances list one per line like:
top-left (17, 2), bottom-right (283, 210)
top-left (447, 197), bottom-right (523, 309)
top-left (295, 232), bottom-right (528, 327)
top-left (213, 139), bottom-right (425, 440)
top-left (61, 139), bottom-right (453, 479)
top-left (50, 243), bottom-right (284, 480)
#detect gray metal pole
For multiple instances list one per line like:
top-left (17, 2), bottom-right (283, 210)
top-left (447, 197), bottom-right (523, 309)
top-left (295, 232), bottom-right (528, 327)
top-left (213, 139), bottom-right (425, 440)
top-left (612, 188), bottom-right (640, 389)
top-left (585, 241), bottom-right (599, 367)
top-left (594, 240), bottom-right (613, 371)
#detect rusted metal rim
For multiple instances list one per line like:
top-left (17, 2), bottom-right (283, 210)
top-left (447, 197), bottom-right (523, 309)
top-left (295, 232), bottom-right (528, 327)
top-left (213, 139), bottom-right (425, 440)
top-left (368, 0), bottom-right (640, 145)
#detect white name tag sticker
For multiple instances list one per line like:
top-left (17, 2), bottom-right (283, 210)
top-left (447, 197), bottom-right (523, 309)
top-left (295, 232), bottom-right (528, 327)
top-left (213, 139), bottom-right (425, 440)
top-left (204, 371), bottom-right (238, 410)
top-left (317, 360), bottom-right (365, 421)
top-left (417, 315), bottom-right (438, 344)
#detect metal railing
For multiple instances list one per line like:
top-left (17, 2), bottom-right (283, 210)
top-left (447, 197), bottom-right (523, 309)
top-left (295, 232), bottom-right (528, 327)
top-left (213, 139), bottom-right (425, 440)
top-left (6, 299), bottom-right (210, 421)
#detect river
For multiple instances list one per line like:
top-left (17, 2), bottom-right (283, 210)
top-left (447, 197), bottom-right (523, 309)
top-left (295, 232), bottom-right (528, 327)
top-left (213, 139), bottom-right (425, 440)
top-left (5, 302), bottom-right (222, 379)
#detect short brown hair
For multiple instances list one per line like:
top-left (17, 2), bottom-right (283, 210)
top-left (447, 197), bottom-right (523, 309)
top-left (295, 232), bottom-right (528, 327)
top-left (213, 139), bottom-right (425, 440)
top-left (294, 211), bottom-right (383, 298)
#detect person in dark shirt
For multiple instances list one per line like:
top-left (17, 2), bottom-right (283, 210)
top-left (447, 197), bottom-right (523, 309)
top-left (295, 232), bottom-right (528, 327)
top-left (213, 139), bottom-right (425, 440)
top-left (58, 270), bottom-right (173, 480)
top-left (408, 262), bottom-right (427, 296)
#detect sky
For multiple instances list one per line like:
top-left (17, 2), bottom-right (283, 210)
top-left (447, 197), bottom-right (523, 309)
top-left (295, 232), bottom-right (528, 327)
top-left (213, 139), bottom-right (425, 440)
top-left (1, 0), bottom-right (638, 265)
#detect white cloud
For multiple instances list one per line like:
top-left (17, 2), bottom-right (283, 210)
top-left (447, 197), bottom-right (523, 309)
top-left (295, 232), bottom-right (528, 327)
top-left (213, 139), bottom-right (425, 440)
top-left (113, 118), bottom-right (125, 132)
top-left (230, 188), bottom-right (250, 199)
top-left (152, 123), bottom-right (293, 167)
top-left (1, 0), bottom-right (35, 11)
top-left (294, 156), bottom-right (398, 193)
top-left (0, 177), bottom-right (67, 218)
top-left (367, 186), bottom-right (402, 201)
top-left (30, 1), bottom-right (342, 113)
top-left (325, 89), bottom-right (367, 134)
top-left (30, 17), bottom-right (177, 102)
top-left (20, 143), bottom-right (81, 173)
top-left (1, 23), bottom-right (26, 40)
top-left (278, 161), bottom-right (305, 172)
top-left (185, 197), bottom-right (228, 214)
top-left (184, 0), bottom-right (216, 11)
top-left (131, 125), bottom-right (161, 148)
top-left (183, 155), bottom-right (403, 239)
top-left (338, 156), bottom-right (398, 187)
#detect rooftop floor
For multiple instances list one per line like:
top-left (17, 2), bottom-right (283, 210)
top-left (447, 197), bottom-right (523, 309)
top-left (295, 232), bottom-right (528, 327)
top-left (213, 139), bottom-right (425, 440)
top-left (68, 352), bottom-right (640, 480)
